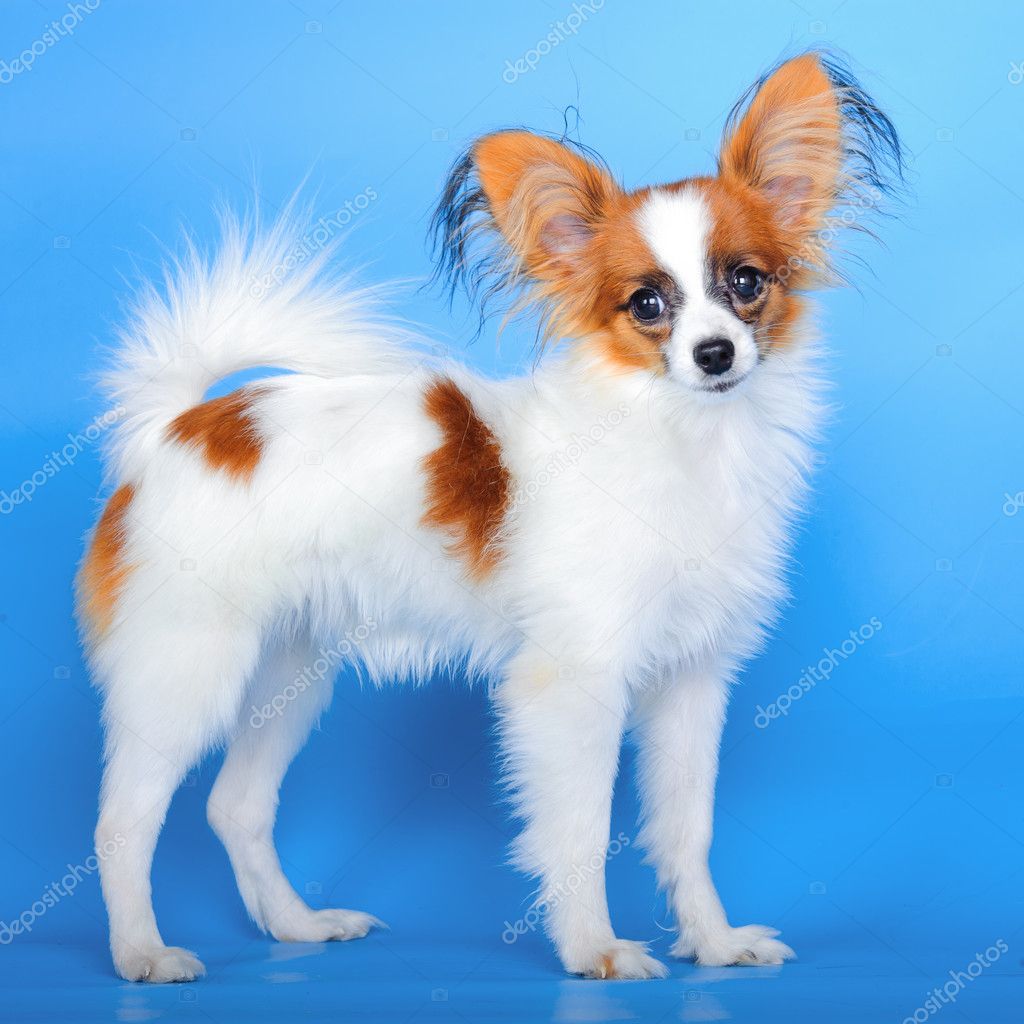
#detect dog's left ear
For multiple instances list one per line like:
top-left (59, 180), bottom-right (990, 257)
top-left (719, 51), bottom-right (902, 256)
top-left (719, 54), bottom-right (843, 235)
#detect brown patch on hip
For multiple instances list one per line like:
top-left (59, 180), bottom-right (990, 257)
top-left (421, 377), bottom-right (511, 581)
top-left (77, 483), bottom-right (135, 640)
top-left (166, 386), bottom-right (268, 480)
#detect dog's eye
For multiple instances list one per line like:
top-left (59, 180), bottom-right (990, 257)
top-left (629, 288), bottom-right (665, 322)
top-left (730, 266), bottom-right (765, 302)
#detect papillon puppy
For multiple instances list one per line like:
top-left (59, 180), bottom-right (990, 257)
top-left (78, 51), bottom-right (901, 982)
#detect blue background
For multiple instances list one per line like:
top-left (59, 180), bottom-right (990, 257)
top-left (1, 1), bottom-right (1022, 1021)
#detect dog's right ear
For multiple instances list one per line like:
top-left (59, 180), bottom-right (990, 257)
top-left (472, 131), bottom-right (617, 281)
top-left (431, 131), bottom-right (620, 331)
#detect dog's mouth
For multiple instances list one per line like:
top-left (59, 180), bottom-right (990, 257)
top-left (696, 373), bottom-right (748, 396)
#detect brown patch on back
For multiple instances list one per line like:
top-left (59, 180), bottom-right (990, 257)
top-left (421, 377), bottom-right (510, 581)
top-left (167, 386), bottom-right (268, 480)
top-left (78, 483), bottom-right (135, 640)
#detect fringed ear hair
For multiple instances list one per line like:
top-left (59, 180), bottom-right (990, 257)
top-left (719, 50), bottom-right (904, 288)
top-left (430, 130), bottom-right (621, 344)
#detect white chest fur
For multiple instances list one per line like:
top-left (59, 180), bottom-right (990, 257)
top-left (476, 343), bottom-right (825, 683)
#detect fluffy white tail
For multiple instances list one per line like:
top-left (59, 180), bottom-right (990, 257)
top-left (102, 206), bottom-right (421, 478)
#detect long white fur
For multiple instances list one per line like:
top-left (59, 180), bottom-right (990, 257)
top-left (86, 187), bottom-right (823, 982)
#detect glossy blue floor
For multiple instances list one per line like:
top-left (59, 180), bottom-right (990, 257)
top-left (6, 935), bottom-right (1024, 1023)
top-left (4, 684), bottom-right (1024, 1022)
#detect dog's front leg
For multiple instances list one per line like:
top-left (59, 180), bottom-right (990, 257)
top-left (634, 666), bottom-right (795, 966)
top-left (496, 653), bottom-right (667, 980)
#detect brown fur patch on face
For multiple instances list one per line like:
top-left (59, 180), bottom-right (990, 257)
top-left (167, 386), bottom-right (268, 480)
top-left (576, 187), bottom-right (676, 374)
top-left (688, 175), bottom-right (805, 349)
top-left (421, 377), bottom-right (510, 581)
top-left (78, 483), bottom-right (134, 640)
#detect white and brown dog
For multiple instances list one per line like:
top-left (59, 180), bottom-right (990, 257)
top-left (78, 51), bottom-right (901, 982)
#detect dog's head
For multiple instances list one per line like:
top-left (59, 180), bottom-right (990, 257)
top-left (433, 52), bottom-right (902, 396)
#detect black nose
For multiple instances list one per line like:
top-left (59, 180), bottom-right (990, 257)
top-left (693, 337), bottom-right (734, 376)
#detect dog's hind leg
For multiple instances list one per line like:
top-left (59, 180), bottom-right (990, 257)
top-left (208, 641), bottom-right (381, 944)
top-left (94, 613), bottom-right (261, 983)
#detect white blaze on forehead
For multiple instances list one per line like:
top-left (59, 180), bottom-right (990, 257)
top-left (636, 187), bottom-right (760, 387)
top-left (638, 188), bottom-right (712, 307)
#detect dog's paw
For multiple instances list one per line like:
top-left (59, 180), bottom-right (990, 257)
top-left (115, 945), bottom-right (205, 983)
top-left (271, 907), bottom-right (384, 943)
top-left (568, 939), bottom-right (670, 980)
top-left (674, 924), bottom-right (794, 967)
